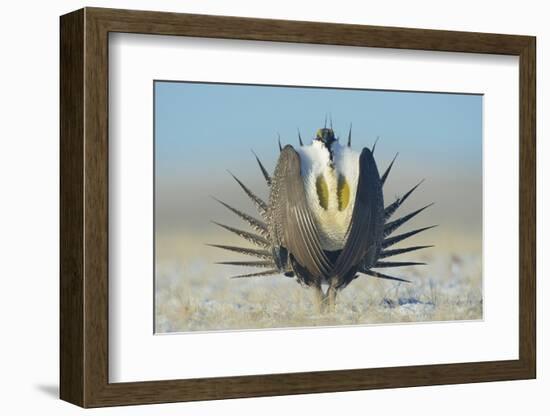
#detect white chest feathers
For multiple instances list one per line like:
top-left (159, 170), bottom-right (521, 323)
top-left (297, 141), bottom-right (360, 251)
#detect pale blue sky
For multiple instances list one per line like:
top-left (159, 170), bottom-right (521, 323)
top-left (155, 81), bottom-right (481, 174)
top-left (154, 81), bottom-right (482, 235)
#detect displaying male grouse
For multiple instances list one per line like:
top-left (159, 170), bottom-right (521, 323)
top-left (210, 125), bottom-right (434, 312)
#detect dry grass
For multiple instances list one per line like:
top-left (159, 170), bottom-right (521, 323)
top-left (155, 232), bottom-right (482, 333)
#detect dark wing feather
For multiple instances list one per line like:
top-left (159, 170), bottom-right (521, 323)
top-left (270, 145), bottom-right (332, 280)
top-left (333, 148), bottom-right (384, 279)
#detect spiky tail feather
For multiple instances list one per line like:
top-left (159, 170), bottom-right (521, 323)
top-left (362, 269), bottom-right (411, 283)
top-left (373, 261), bottom-right (426, 268)
top-left (384, 180), bottom-right (424, 220)
top-left (252, 151), bottom-right (271, 186)
top-left (382, 225), bottom-right (437, 249)
top-left (384, 203), bottom-right (434, 237)
top-left (212, 221), bottom-right (270, 248)
top-left (228, 171), bottom-right (269, 218)
top-left (379, 245), bottom-right (433, 259)
top-left (381, 153), bottom-right (398, 186)
top-left (207, 244), bottom-right (273, 260)
top-left (217, 260), bottom-right (277, 268)
top-left (212, 197), bottom-right (269, 237)
top-left (230, 269), bottom-right (281, 279)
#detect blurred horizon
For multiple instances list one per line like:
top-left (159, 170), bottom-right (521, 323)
top-left (155, 81), bottom-right (482, 242)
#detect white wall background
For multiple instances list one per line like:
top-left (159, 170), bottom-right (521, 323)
top-left (0, 0), bottom-right (545, 414)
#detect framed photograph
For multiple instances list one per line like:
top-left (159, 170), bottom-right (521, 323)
top-left (60, 7), bottom-right (536, 408)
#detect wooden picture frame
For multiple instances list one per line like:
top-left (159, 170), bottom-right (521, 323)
top-left (60, 7), bottom-right (536, 408)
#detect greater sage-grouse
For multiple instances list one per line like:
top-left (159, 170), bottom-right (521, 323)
top-left (210, 125), bottom-right (434, 312)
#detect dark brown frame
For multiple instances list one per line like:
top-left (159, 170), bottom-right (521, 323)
top-left (60, 7), bottom-right (536, 408)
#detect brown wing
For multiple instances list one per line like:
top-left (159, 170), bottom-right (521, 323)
top-left (333, 147), bottom-right (384, 279)
top-left (270, 145), bottom-right (332, 280)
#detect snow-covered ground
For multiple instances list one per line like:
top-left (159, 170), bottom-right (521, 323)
top-left (155, 233), bottom-right (482, 333)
